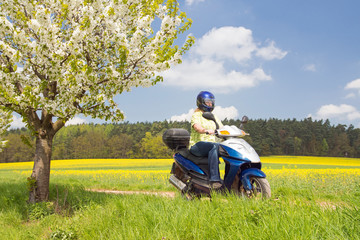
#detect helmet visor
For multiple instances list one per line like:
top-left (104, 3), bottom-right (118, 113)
top-left (203, 98), bottom-right (215, 107)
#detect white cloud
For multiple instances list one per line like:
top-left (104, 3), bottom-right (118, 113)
top-left (185, 0), bottom-right (205, 5)
top-left (10, 115), bottom-right (26, 129)
top-left (163, 26), bottom-right (286, 93)
top-left (303, 64), bottom-right (316, 72)
top-left (163, 58), bottom-right (271, 93)
top-left (345, 78), bottom-right (360, 90)
top-left (194, 27), bottom-right (287, 63)
top-left (169, 108), bottom-right (195, 122)
top-left (169, 106), bottom-right (239, 122)
top-left (256, 40), bottom-right (288, 60)
top-left (9, 115), bottom-right (87, 129)
top-left (194, 26), bottom-right (257, 63)
top-left (345, 93), bottom-right (356, 99)
top-left (312, 104), bottom-right (360, 121)
top-left (213, 106), bottom-right (239, 120)
top-left (65, 117), bottom-right (87, 126)
top-left (344, 78), bottom-right (360, 97)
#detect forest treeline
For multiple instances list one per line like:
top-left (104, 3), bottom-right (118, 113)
top-left (1, 117), bottom-right (360, 163)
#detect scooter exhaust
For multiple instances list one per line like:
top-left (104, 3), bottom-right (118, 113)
top-left (169, 174), bottom-right (187, 191)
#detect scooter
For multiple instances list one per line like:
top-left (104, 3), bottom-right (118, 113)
top-left (163, 112), bottom-right (271, 199)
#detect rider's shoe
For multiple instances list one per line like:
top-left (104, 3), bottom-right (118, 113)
top-left (210, 181), bottom-right (223, 189)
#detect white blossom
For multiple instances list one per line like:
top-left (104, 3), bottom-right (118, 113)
top-left (0, 0), bottom-right (194, 137)
top-left (0, 108), bottom-right (12, 151)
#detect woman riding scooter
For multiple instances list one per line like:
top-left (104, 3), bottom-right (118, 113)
top-left (189, 91), bottom-right (223, 189)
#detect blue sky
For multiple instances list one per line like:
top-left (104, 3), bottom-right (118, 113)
top-left (11, 0), bottom-right (360, 128)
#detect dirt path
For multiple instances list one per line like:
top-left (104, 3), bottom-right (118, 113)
top-left (88, 189), bottom-right (176, 198)
top-left (88, 189), bottom-right (345, 210)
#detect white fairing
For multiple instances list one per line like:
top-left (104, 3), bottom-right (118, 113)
top-left (217, 125), bottom-right (244, 137)
top-left (221, 138), bottom-right (261, 163)
top-left (217, 125), bottom-right (261, 163)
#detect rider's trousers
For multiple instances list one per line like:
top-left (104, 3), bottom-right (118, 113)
top-left (190, 141), bottom-right (221, 182)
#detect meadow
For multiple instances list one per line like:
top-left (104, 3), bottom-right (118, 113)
top-left (1, 156), bottom-right (360, 239)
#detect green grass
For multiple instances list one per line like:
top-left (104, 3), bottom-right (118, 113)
top-left (0, 157), bottom-right (360, 239)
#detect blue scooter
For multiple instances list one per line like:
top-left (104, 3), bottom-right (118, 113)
top-left (163, 112), bottom-right (271, 199)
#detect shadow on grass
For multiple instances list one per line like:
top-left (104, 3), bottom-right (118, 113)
top-left (48, 183), bottom-right (119, 214)
top-left (0, 181), bottom-right (115, 220)
top-left (0, 182), bottom-right (29, 218)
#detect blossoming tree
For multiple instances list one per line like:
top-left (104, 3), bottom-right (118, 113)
top-left (0, 0), bottom-right (194, 202)
top-left (0, 107), bottom-right (11, 150)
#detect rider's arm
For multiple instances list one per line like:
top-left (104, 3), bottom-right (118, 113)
top-left (193, 123), bottom-right (215, 135)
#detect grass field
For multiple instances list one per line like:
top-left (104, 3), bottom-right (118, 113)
top-left (1, 156), bottom-right (360, 239)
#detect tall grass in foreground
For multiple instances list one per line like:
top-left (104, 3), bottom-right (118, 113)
top-left (0, 156), bottom-right (360, 239)
top-left (0, 180), bottom-right (359, 240)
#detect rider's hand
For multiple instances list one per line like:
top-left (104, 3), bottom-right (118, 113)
top-left (205, 129), bottom-right (215, 135)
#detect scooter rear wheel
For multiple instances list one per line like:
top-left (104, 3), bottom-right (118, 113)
top-left (181, 184), bottom-right (204, 200)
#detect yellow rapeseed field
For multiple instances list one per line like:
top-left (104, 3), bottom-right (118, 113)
top-left (1, 159), bottom-right (174, 183)
top-left (1, 156), bottom-right (360, 184)
top-left (262, 155), bottom-right (360, 166)
top-left (0, 158), bottom-right (173, 170)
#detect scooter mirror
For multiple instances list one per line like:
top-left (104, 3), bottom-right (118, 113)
top-left (240, 115), bottom-right (249, 130)
top-left (202, 112), bottom-right (219, 129)
top-left (202, 112), bottom-right (215, 121)
top-left (241, 115), bottom-right (249, 124)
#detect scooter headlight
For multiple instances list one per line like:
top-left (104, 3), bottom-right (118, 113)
top-left (219, 130), bottom-right (230, 135)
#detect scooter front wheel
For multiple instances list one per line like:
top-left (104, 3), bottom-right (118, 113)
top-left (241, 177), bottom-right (271, 199)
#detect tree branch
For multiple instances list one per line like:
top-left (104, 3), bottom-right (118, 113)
top-left (73, 101), bottom-right (84, 112)
top-left (60, 53), bottom-right (71, 66)
top-left (25, 107), bottom-right (41, 131)
top-left (14, 81), bottom-right (24, 94)
top-left (31, 64), bottom-right (47, 80)
top-left (53, 119), bottom-right (65, 133)
top-left (43, 81), bottom-right (58, 100)
top-left (4, 56), bottom-right (24, 94)
top-left (41, 109), bottom-right (53, 127)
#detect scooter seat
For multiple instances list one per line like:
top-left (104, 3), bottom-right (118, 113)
top-left (178, 148), bottom-right (209, 165)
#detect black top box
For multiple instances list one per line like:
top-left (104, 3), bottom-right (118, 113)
top-left (163, 128), bottom-right (190, 150)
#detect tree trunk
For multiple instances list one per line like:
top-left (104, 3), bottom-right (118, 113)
top-left (28, 128), bottom-right (55, 203)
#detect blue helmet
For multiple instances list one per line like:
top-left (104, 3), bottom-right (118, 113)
top-left (196, 91), bottom-right (215, 112)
